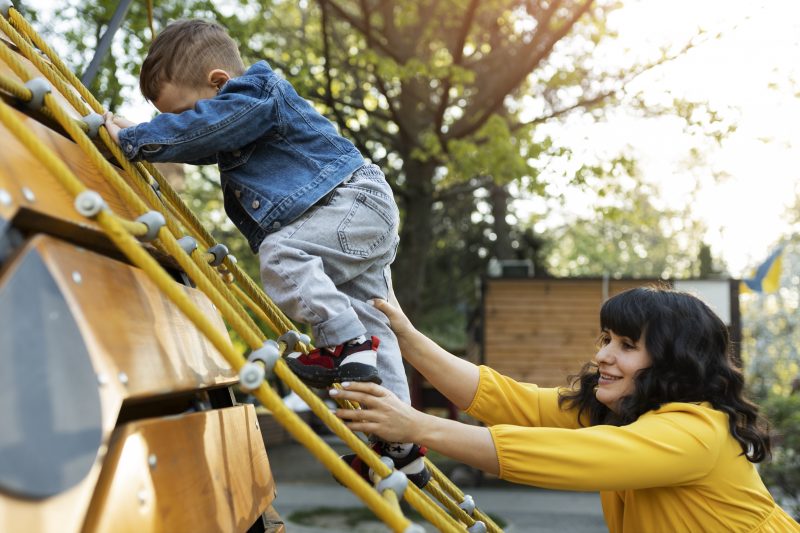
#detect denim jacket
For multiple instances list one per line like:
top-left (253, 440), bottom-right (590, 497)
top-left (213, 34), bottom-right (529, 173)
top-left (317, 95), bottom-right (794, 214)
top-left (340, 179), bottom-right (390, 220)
top-left (118, 61), bottom-right (365, 252)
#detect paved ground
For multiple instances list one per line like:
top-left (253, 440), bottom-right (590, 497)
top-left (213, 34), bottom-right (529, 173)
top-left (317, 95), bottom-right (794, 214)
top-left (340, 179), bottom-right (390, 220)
top-left (266, 437), bottom-right (607, 532)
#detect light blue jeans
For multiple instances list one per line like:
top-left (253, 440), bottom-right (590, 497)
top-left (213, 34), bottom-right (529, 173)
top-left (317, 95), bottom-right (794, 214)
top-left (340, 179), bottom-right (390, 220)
top-left (259, 164), bottom-right (409, 403)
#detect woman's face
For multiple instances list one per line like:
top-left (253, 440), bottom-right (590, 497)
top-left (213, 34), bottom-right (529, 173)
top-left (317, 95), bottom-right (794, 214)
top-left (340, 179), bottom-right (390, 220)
top-left (594, 329), bottom-right (652, 412)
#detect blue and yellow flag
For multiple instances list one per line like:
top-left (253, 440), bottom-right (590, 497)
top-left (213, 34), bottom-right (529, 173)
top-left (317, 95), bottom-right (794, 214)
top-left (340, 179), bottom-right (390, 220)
top-left (741, 246), bottom-right (784, 293)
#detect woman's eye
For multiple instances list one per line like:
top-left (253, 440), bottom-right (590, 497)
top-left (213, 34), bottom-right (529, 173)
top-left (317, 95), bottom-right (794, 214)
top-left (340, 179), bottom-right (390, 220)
top-left (597, 333), bottom-right (610, 346)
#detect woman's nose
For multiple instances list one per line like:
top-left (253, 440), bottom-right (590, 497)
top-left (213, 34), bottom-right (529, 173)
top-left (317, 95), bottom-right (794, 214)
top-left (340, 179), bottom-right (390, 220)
top-left (595, 344), bottom-right (614, 364)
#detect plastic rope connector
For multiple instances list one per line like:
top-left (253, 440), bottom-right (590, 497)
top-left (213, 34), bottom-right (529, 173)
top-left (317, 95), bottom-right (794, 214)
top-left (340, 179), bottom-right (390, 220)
top-left (239, 340), bottom-right (281, 390)
top-left (134, 211), bottom-right (165, 242)
top-left (459, 494), bottom-right (476, 515)
top-left (239, 362), bottom-right (265, 391)
top-left (23, 78), bottom-right (51, 111)
top-left (0, 0), bottom-right (12, 17)
top-left (74, 190), bottom-right (106, 217)
top-left (207, 243), bottom-right (229, 266)
top-left (278, 330), bottom-right (304, 352)
top-left (177, 236), bottom-right (197, 255)
top-left (248, 340), bottom-right (281, 373)
top-left (467, 520), bottom-right (487, 533)
top-left (82, 112), bottom-right (104, 138)
top-left (376, 470), bottom-right (409, 498)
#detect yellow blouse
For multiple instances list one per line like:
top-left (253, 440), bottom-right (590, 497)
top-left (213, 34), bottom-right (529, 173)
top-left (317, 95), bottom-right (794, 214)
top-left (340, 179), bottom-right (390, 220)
top-left (465, 366), bottom-right (799, 533)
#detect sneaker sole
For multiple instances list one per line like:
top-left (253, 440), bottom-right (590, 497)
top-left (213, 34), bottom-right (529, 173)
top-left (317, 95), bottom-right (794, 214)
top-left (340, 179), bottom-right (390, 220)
top-left (285, 357), bottom-right (338, 388)
top-left (337, 362), bottom-right (382, 385)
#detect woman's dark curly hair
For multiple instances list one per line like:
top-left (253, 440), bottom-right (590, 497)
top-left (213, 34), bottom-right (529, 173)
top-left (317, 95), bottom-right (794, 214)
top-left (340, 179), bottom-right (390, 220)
top-left (558, 286), bottom-right (770, 462)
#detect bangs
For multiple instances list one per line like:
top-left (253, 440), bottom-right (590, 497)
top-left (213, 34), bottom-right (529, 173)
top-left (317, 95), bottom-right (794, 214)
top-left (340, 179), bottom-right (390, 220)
top-left (599, 288), bottom-right (653, 341)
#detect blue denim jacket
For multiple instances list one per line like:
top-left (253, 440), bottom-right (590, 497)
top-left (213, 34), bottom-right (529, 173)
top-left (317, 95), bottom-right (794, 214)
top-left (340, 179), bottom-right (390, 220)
top-left (118, 61), bottom-right (365, 252)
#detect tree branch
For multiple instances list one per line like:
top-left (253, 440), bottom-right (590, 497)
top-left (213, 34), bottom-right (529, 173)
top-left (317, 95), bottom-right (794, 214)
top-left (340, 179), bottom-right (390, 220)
top-left (447, 0), bottom-right (593, 141)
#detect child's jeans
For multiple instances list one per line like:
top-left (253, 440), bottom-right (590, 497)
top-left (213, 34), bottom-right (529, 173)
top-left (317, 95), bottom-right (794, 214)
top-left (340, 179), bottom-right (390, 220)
top-left (258, 164), bottom-right (410, 403)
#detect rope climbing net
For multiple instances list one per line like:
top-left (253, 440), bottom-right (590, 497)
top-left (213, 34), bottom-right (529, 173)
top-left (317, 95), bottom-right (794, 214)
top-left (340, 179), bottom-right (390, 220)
top-left (0, 3), bottom-right (502, 532)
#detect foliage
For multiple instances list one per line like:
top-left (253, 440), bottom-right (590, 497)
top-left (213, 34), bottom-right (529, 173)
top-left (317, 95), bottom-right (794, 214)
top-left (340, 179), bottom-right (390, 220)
top-left (760, 391), bottom-right (800, 520)
top-left (33, 1), bottom-right (723, 342)
top-left (742, 240), bottom-right (800, 397)
top-left (540, 171), bottom-right (711, 279)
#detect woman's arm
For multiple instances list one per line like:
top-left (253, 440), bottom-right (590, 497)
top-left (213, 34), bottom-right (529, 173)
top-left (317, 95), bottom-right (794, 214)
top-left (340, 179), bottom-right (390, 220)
top-left (332, 381), bottom-right (500, 475)
top-left (371, 298), bottom-right (480, 410)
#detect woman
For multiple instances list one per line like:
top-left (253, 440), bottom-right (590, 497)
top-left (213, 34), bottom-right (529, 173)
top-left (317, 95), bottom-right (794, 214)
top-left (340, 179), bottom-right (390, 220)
top-left (332, 287), bottom-right (799, 532)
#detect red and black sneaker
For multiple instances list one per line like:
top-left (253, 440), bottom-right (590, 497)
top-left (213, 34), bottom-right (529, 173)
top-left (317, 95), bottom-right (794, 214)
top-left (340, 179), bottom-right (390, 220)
top-left (338, 442), bottom-right (431, 489)
top-left (285, 336), bottom-right (382, 388)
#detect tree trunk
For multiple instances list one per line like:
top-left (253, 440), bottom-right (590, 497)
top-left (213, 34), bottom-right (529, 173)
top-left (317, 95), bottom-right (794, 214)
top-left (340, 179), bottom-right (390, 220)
top-left (489, 183), bottom-right (515, 260)
top-left (393, 159), bottom-right (438, 320)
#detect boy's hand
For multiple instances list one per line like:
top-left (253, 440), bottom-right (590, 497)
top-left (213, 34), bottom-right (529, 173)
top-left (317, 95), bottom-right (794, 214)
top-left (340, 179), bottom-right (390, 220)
top-left (103, 112), bottom-right (122, 145)
top-left (103, 112), bottom-right (136, 145)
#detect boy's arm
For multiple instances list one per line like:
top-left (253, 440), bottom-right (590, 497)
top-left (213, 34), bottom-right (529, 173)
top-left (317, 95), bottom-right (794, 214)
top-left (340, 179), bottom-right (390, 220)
top-left (117, 85), bottom-right (276, 164)
top-left (104, 113), bottom-right (216, 166)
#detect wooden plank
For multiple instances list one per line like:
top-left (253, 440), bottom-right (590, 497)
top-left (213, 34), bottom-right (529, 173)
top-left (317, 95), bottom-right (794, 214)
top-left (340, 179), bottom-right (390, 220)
top-left (483, 278), bottom-right (660, 388)
top-left (0, 104), bottom-right (143, 252)
top-left (0, 38), bottom-right (84, 120)
top-left (32, 235), bottom-right (237, 399)
top-left (83, 405), bottom-right (275, 533)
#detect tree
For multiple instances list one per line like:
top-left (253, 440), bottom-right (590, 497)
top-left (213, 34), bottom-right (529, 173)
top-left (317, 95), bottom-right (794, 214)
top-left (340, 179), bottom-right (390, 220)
top-left (34, 0), bottom-right (709, 325)
top-left (539, 168), bottom-right (711, 279)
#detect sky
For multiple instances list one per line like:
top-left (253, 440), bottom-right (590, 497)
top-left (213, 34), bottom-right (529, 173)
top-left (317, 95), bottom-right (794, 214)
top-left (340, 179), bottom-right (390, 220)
top-left (31, 0), bottom-right (800, 277)
top-left (521, 0), bottom-right (800, 275)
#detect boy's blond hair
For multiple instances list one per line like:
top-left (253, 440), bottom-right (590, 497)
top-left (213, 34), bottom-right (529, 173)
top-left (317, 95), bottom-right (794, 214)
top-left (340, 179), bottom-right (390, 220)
top-left (139, 19), bottom-right (246, 102)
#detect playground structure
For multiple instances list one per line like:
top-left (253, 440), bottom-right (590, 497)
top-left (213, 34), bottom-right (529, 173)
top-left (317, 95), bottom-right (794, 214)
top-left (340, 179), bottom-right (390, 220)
top-left (0, 3), bottom-right (501, 532)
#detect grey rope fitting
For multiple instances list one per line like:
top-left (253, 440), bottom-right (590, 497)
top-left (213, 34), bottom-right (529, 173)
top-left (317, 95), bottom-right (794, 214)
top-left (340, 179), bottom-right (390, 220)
top-left (459, 494), bottom-right (476, 515)
top-left (376, 470), bottom-right (409, 498)
top-left (23, 78), bottom-right (51, 111)
top-left (207, 243), bottom-right (229, 266)
top-left (239, 362), bottom-right (265, 391)
top-left (74, 190), bottom-right (106, 218)
top-left (467, 521), bottom-right (487, 533)
top-left (134, 211), bottom-right (165, 242)
top-left (402, 526), bottom-right (425, 533)
top-left (149, 179), bottom-right (162, 198)
top-left (248, 340), bottom-right (281, 373)
top-left (239, 340), bottom-right (281, 390)
top-left (82, 112), bottom-right (104, 138)
top-left (0, 0), bottom-right (12, 18)
top-left (177, 236), bottom-right (198, 255)
top-left (278, 330), bottom-right (304, 352)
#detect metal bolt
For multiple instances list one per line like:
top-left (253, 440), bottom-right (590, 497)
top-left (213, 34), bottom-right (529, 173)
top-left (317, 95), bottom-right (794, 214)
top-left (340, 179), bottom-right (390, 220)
top-left (137, 488), bottom-right (148, 506)
top-left (96, 373), bottom-right (109, 386)
top-left (148, 454), bottom-right (157, 469)
top-left (72, 271), bottom-right (82, 284)
top-left (118, 372), bottom-right (129, 385)
top-left (21, 187), bottom-right (35, 202)
top-left (0, 189), bottom-right (11, 206)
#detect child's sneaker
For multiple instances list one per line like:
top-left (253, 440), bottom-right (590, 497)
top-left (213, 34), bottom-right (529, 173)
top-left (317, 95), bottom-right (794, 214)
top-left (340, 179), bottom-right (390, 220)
top-left (285, 336), bottom-right (381, 388)
top-left (338, 442), bottom-right (431, 489)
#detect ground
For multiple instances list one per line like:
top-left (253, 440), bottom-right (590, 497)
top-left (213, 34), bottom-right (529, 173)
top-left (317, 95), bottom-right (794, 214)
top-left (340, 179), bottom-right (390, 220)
top-left (266, 435), bottom-right (607, 532)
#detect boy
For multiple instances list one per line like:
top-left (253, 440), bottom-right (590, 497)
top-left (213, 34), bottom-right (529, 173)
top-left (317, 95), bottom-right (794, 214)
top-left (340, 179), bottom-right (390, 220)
top-left (104, 19), bottom-right (429, 486)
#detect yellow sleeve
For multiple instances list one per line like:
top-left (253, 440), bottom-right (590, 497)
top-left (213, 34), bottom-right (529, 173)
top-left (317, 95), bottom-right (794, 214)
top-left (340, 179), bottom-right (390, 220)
top-left (489, 403), bottom-right (725, 491)
top-left (465, 365), bottom-right (581, 429)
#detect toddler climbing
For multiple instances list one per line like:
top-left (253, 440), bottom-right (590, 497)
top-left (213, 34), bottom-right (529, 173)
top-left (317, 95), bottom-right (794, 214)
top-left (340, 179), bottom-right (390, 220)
top-left (104, 19), bottom-right (428, 487)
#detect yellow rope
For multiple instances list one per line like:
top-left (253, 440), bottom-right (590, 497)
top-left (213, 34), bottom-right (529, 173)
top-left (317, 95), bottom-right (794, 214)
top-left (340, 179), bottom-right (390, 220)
top-left (3, 8), bottom-right (503, 531)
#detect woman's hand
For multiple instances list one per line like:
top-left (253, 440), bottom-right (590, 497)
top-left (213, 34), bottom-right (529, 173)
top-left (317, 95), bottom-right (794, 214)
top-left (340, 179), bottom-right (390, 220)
top-left (369, 298), bottom-right (416, 340)
top-left (331, 382), bottom-right (423, 444)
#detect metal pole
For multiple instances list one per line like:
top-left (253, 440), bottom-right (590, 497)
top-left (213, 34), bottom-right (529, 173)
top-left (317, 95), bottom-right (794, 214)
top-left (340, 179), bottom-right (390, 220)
top-left (80, 0), bottom-right (135, 86)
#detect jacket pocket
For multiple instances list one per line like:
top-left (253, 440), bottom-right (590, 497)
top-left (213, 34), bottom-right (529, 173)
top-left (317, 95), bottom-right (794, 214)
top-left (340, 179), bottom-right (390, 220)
top-left (222, 180), bottom-right (274, 228)
top-left (218, 141), bottom-right (257, 171)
